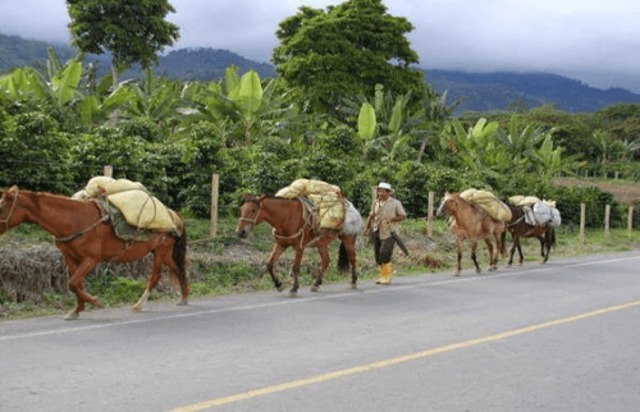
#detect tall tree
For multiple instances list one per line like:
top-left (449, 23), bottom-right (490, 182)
top-left (273, 0), bottom-right (424, 112)
top-left (66, 0), bottom-right (179, 79)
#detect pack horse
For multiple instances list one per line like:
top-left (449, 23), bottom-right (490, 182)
top-left (0, 186), bottom-right (189, 320)
top-left (437, 191), bottom-right (507, 275)
top-left (236, 192), bottom-right (362, 296)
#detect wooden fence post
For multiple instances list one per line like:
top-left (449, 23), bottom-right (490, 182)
top-left (210, 174), bottom-right (219, 238)
top-left (427, 191), bottom-right (434, 237)
top-left (579, 203), bottom-right (586, 244)
top-left (103, 165), bottom-right (113, 177)
top-left (370, 186), bottom-right (377, 209)
top-left (604, 204), bottom-right (611, 237)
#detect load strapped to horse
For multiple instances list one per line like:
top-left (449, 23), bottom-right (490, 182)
top-left (274, 179), bottom-right (362, 237)
top-left (437, 189), bottom-right (510, 275)
top-left (73, 176), bottom-right (182, 239)
top-left (505, 195), bottom-right (561, 265)
top-left (507, 195), bottom-right (561, 228)
top-left (236, 179), bottom-right (362, 296)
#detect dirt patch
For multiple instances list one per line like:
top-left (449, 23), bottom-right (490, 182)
top-left (553, 177), bottom-right (640, 204)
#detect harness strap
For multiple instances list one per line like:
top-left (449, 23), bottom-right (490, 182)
top-left (272, 198), bottom-right (319, 248)
top-left (55, 214), bottom-right (110, 243)
top-left (506, 214), bottom-right (526, 227)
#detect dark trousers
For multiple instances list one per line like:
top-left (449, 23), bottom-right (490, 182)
top-left (372, 231), bottom-right (396, 265)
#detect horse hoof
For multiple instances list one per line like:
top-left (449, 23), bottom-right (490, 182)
top-left (453, 272), bottom-right (461, 277)
top-left (276, 284), bottom-right (286, 292)
top-left (131, 304), bottom-right (143, 312)
top-left (176, 299), bottom-right (188, 306)
top-left (64, 312), bottom-right (79, 321)
top-left (350, 283), bottom-right (357, 290)
top-left (289, 290), bottom-right (298, 298)
top-left (310, 285), bottom-right (319, 292)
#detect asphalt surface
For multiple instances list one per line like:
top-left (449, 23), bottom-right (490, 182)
top-left (2, 251), bottom-right (640, 412)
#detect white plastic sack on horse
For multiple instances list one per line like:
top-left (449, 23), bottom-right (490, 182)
top-left (460, 188), bottom-right (512, 222)
top-left (342, 201), bottom-right (363, 236)
top-left (276, 179), bottom-right (346, 231)
top-left (549, 206), bottom-right (562, 227)
top-left (532, 202), bottom-right (553, 226)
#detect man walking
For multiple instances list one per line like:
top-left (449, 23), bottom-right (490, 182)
top-left (365, 182), bottom-right (407, 285)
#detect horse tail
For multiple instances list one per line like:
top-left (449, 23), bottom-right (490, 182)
top-left (500, 225), bottom-right (508, 256)
top-left (172, 225), bottom-right (189, 297)
top-left (337, 237), bottom-right (350, 273)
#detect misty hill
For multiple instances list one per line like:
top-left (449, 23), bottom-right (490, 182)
top-left (425, 70), bottom-right (640, 113)
top-left (1, 33), bottom-right (638, 114)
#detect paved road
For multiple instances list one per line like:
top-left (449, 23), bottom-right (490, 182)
top-left (2, 252), bottom-right (640, 412)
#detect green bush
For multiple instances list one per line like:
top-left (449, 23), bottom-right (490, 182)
top-left (540, 185), bottom-right (617, 227)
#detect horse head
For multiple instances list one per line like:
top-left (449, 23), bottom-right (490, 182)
top-left (0, 186), bottom-right (20, 234)
top-left (236, 194), bottom-right (264, 238)
top-left (436, 191), bottom-right (456, 217)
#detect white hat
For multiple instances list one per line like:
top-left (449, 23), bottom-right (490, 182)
top-left (377, 182), bottom-right (393, 191)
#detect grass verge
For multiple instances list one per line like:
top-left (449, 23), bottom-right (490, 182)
top-left (1, 217), bottom-right (640, 320)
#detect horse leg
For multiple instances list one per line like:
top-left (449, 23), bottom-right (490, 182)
top-left (470, 238), bottom-right (481, 274)
top-left (132, 253), bottom-right (164, 312)
top-left (65, 258), bottom-right (101, 320)
top-left (289, 245), bottom-right (304, 297)
top-left (540, 235), bottom-right (550, 264)
top-left (484, 237), bottom-right (496, 271)
top-left (311, 246), bottom-right (330, 292)
top-left (347, 238), bottom-right (358, 289)
top-left (508, 235), bottom-right (517, 266)
top-left (267, 244), bottom-right (286, 292)
top-left (455, 236), bottom-right (463, 276)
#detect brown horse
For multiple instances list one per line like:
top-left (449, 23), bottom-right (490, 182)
top-left (437, 192), bottom-right (507, 275)
top-left (504, 203), bottom-right (555, 265)
top-left (235, 194), bottom-right (360, 296)
top-left (0, 186), bottom-right (189, 320)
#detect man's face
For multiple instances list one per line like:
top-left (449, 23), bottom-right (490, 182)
top-left (377, 188), bottom-right (390, 200)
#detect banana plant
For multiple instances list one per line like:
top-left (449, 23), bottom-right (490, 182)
top-left (442, 117), bottom-right (502, 179)
top-left (354, 85), bottom-right (416, 160)
top-left (184, 66), bottom-right (296, 146)
top-left (531, 134), bottom-right (567, 182)
top-left (0, 57), bottom-right (82, 107)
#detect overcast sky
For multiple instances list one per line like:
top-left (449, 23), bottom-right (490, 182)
top-left (2, 0), bottom-right (639, 91)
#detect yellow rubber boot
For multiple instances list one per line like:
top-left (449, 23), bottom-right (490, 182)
top-left (375, 265), bottom-right (385, 284)
top-left (378, 263), bottom-right (393, 285)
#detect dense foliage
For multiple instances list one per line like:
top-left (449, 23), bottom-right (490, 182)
top-left (273, 0), bottom-right (425, 111)
top-left (67, 0), bottom-right (179, 69)
top-left (1, 0), bottom-right (639, 229)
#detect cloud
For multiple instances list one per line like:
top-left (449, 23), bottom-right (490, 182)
top-left (1, 0), bottom-right (639, 91)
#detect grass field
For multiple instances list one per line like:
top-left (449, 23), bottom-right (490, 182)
top-left (2, 213), bottom-right (640, 320)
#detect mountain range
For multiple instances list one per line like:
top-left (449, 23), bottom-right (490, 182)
top-left (1, 33), bottom-right (639, 114)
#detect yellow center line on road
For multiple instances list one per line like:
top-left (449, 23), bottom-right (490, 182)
top-left (169, 300), bottom-right (640, 412)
